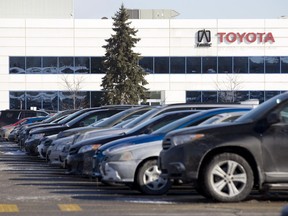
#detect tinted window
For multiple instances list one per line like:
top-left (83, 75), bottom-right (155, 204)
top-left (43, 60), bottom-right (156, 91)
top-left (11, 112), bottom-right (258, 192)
top-left (91, 57), bottom-right (104, 74)
top-left (10, 57), bottom-right (25, 74)
top-left (43, 57), bottom-right (58, 74)
top-left (59, 57), bottom-right (74, 74)
top-left (202, 57), bottom-right (217, 73)
top-left (218, 57), bottom-right (232, 73)
top-left (26, 57), bottom-right (41, 74)
top-left (265, 57), bottom-right (280, 73)
top-left (234, 57), bottom-right (248, 73)
top-left (281, 57), bottom-right (288, 73)
top-left (170, 57), bottom-right (185, 74)
top-left (154, 57), bottom-right (169, 73)
top-left (139, 57), bottom-right (154, 73)
top-left (249, 57), bottom-right (264, 73)
top-left (187, 57), bottom-right (201, 73)
top-left (75, 57), bottom-right (90, 74)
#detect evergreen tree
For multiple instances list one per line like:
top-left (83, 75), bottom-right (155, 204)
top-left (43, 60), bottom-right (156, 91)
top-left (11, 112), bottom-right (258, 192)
top-left (100, 4), bottom-right (148, 105)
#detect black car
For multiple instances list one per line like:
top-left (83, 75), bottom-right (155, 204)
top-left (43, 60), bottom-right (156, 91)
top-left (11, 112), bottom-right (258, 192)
top-left (23, 108), bottom-right (126, 155)
top-left (159, 91), bottom-right (288, 202)
top-left (0, 109), bottom-right (49, 127)
top-left (65, 110), bottom-right (199, 175)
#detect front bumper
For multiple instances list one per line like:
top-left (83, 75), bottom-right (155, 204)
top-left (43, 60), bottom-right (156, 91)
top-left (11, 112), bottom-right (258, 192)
top-left (100, 160), bottom-right (137, 183)
top-left (66, 153), bottom-right (84, 175)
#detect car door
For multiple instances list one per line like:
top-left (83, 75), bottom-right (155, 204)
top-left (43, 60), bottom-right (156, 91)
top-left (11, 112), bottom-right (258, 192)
top-left (261, 102), bottom-right (288, 182)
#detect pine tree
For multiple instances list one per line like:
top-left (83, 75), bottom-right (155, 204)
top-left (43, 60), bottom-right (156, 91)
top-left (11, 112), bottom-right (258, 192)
top-left (100, 4), bottom-right (148, 105)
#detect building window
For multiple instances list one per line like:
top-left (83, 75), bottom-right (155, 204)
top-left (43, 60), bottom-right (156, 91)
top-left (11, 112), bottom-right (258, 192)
top-left (9, 91), bottom-right (25, 109)
top-left (91, 57), bottom-right (104, 74)
top-left (202, 91), bottom-right (218, 103)
top-left (154, 57), bottom-right (169, 73)
top-left (218, 57), bottom-right (232, 73)
top-left (43, 57), bottom-right (59, 73)
top-left (186, 91), bottom-right (202, 103)
top-left (249, 57), bottom-right (264, 73)
top-left (59, 57), bottom-right (74, 73)
top-left (281, 57), bottom-right (288, 73)
top-left (186, 57), bottom-right (201, 73)
top-left (202, 57), bottom-right (217, 73)
top-left (170, 57), bottom-right (185, 74)
top-left (75, 57), bottom-right (90, 74)
top-left (265, 57), bottom-right (280, 73)
top-left (234, 57), bottom-right (248, 73)
top-left (139, 57), bottom-right (154, 73)
top-left (9, 57), bottom-right (25, 74)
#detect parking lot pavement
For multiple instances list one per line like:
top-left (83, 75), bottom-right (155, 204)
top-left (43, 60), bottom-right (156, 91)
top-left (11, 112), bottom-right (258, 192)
top-left (0, 141), bottom-right (287, 216)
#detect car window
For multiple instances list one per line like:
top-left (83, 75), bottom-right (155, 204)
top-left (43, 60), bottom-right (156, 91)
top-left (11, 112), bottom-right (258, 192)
top-left (280, 105), bottom-right (288, 123)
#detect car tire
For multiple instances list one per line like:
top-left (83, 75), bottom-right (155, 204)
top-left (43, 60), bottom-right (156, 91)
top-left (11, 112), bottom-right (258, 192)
top-left (203, 153), bottom-right (254, 202)
top-left (136, 159), bottom-right (172, 195)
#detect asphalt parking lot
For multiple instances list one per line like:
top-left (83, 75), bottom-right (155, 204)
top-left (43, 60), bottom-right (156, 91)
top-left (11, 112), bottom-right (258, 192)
top-left (0, 141), bottom-right (287, 216)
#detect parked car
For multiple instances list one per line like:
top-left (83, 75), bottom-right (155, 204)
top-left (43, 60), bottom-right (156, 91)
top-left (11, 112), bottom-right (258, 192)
top-left (23, 108), bottom-right (126, 155)
top-left (0, 109), bottom-right (49, 127)
top-left (38, 106), bottom-right (152, 159)
top-left (158, 91), bottom-right (288, 202)
top-left (96, 109), bottom-right (250, 195)
top-left (65, 110), bottom-right (199, 175)
top-left (6, 116), bottom-right (49, 142)
top-left (17, 109), bottom-right (78, 147)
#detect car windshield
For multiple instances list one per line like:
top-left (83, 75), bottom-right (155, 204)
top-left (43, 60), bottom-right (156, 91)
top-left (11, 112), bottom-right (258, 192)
top-left (90, 109), bottom-right (132, 127)
top-left (152, 112), bottom-right (201, 134)
top-left (236, 92), bottom-right (288, 123)
top-left (121, 108), bottom-right (161, 129)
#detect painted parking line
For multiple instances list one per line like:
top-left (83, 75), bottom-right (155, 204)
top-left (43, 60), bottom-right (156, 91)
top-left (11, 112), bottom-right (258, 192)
top-left (58, 204), bottom-right (82, 212)
top-left (0, 204), bottom-right (19, 212)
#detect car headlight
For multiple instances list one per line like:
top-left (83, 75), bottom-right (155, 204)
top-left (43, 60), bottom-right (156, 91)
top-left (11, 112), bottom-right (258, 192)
top-left (108, 151), bottom-right (134, 162)
top-left (78, 144), bottom-right (101, 154)
top-left (31, 133), bottom-right (45, 139)
top-left (172, 134), bottom-right (204, 146)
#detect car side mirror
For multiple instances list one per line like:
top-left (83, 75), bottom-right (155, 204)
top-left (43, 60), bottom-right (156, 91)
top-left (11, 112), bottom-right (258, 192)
top-left (267, 112), bottom-right (280, 124)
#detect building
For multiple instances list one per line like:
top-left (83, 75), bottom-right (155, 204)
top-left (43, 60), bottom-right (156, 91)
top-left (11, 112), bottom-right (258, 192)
top-left (0, 2), bottom-right (287, 110)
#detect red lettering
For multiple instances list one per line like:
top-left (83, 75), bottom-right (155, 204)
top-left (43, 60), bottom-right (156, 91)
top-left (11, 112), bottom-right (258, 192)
top-left (265, 32), bottom-right (275, 43)
top-left (217, 32), bottom-right (275, 43)
top-left (226, 32), bottom-right (237, 43)
top-left (257, 33), bottom-right (265, 42)
top-left (217, 32), bottom-right (226, 43)
top-left (246, 33), bottom-right (256, 43)
top-left (237, 33), bottom-right (246, 42)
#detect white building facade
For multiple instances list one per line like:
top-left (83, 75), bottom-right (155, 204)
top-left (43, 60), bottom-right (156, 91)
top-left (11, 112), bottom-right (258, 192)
top-left (0, 18), bottom-right (287, 111)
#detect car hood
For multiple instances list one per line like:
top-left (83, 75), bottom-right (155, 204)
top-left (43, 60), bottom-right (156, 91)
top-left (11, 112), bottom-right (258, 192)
top-left (98, 133), bottom-right (165, 152)
top-left (30, 124), bottom-right (68, 134)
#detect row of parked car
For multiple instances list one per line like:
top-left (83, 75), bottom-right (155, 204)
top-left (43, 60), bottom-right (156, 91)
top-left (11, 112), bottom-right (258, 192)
top-left (2, 93), bottom-right (288, 203)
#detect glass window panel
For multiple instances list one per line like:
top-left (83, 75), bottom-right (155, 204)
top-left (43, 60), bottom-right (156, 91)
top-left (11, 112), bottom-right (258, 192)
top-left (281, 57), bottom-right (288, 73)
top-left (265, 91), bottom-right (281, 101)
top-left (250, 91), bottom-right (264, 103)
top-left (139, 57), bottom-right (153, 73)
top-left (75, 57), bottom-right (90, 74)
top-left (202, 91), bottom-right (217, 103)
top-left (249, 57), bottom-right (264, 73)
top-left (9, 91), bottom-right (25, 109)
top-left (218, 91), bottom-right (238, 103)
top-left (234, 57), bottom-right (248, 73)
top-left (186, 91), bottom-right (201, 103)
top-left (42, 91), bottom-right (59, 111)
top-left (9, 57), bottom-right (25, 74)
top-left (218, 57), bottom-right (232, 73)
top-left (234, 91), bottom-right (249, 103)
top-left (91, 57), bottom-right (104, 74)
top-left (59, 91), bottom-right (89, 110)
top-left (202, 57), bottom-right (217, 73)
top-left (186, 57), bottom-right (201, 73)
top-left (43, 57), bottom-right (59, 74)
top-left (154, 57), bottom-right (169, 73)
top-left (26, 57), bottom-right (42, 74)
top-left (91, 91), bottom-right (103, 107)
top-left (265, 57), bottom-right (280, 73)
top-left (26, 91), bottom-right (42, 110)
top-left (59, 57), bottom-right (74, 74)
top-left (170, 57), bottom-right (185, 74)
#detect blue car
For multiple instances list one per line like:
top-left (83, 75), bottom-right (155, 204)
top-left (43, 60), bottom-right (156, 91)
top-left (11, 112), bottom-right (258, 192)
top-left (93, 107), bottom-right (251, 194)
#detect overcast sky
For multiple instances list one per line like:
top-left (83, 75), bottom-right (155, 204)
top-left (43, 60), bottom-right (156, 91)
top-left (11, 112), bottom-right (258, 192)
top-left (74, 0), bottom-right (288, 19)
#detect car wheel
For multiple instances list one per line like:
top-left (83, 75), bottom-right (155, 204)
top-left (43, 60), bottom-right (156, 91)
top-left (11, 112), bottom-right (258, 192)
top-left (136, 159), bottom-right (172, 195)
top-left (203, 153), bottom-right (254, 202)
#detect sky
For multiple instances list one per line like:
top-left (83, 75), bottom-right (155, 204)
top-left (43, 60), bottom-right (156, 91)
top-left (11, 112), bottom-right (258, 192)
top-left (74, 0), bottom-right (288, 19)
